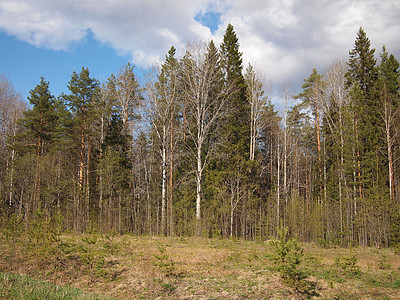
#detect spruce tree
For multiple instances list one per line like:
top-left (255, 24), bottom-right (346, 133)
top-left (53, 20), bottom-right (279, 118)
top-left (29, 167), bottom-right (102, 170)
top-left (220, 24), bottom-right (250, 158)
top-left (379, 47), bottom-right (400, 203)
top-left (345, 27), bottom-right (381, 192)
top-left (216, 24), bottom-right (252, 238)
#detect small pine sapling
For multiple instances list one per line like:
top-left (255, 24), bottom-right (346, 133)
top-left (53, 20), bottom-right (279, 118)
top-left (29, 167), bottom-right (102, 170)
top-left (270, 224), bottom-right (316, 294)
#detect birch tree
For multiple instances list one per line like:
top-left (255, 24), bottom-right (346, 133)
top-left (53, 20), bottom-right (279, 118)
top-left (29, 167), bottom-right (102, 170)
top-left (182, 41), bottom-right (234, 232)
top-left (244, 63), bottom-right (272, 161)
top-left (322, 59), bottom-right (349, 236)
top-left (112, 63), bottom-right (141, 136)
top-left (0, 75), bottom-right (25, 208)
top-left (144, 48), bottom-right (178, 235)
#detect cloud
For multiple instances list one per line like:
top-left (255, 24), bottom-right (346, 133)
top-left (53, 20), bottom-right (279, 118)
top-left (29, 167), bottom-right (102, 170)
top-left (219, 0), bottom-right (400, 89)
top-left (0, 0), bottom-right (87, 50)
top-left (0, 0), bottom-right (399, 92)
top-left (0, 0), bottom-right (214, 64)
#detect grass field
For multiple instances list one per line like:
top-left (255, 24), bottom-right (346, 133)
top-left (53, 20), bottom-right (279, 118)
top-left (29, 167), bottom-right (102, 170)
top-left (0, 233), bottom-right (399, 299)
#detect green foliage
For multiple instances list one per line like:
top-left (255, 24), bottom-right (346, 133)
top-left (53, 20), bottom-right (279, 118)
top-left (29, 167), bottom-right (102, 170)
top-left (346, 27), bottom-right (378, 96)
top-left (153, 244), bottom-right (178, 277)
top-left (19, 77), bottom-right (59, 153)
top-left (390, 212), bottom-right (400, 248)
top-left (270, 225), bottom-right (305, 281)
top-left (335, 255), bottom-right (361, 277)
top-left (3, 213), bottom-right (25, 247)
top-left (377, 255), bottom-right (391, 270)
top-left (2, 26), bottom-right (400, 248)
top-left (380, 45), bottom-right (400, 99)
top-left (103, 230), bottom-right (119, 255)
top-left (219, 23), bottom-right (250, 158)
top-left (0, 271), bottom-right (114, 299)
top-left (27, 206), bottom-right (62, 262)
top-left (64, 67), bottom-right (100, 117)
top-left (81, 231), bottom-right (99, 268)
top-left (270, 224), bottom-right (315, 294)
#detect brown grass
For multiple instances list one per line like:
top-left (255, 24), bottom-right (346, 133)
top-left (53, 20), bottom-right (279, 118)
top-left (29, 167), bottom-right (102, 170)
top-left (1, 233), bottom-right (400, 299)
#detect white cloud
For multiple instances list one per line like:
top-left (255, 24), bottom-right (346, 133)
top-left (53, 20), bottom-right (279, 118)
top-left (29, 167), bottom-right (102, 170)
top-left (0, 0), bottom-right (399, 93)
top-left (219, 0), bottom-right (400, 90)
top-left (0, 0), bottom-right (86, 50)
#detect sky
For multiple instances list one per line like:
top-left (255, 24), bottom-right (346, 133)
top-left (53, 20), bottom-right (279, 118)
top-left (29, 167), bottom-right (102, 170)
top-left (1, 0), bottom-right (400, 104)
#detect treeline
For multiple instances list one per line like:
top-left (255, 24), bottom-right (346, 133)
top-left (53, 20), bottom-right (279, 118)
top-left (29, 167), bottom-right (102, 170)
top-left (1, 25), bottom-right (399, 247)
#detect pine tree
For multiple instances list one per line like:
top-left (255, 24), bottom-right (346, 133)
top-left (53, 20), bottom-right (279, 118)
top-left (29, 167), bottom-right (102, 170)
top-left (62, 67), bottom-right (100, 231)
top-left (19, 77), bottom-right (58, 212)
top-left (295, 69), bottom-right (325, 198)
top-left (160, 46), bottom-right (179, 235)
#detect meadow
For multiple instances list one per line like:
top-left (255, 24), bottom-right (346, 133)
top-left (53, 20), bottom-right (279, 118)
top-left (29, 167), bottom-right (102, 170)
top-left (1, 231), bottom-right (400, 299)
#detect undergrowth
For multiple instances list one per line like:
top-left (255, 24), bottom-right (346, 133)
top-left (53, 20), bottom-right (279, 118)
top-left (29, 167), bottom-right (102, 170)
top-left (0, 271), bottom-right (115, 299)
top-left (0, 216), bottom-right (399, 299)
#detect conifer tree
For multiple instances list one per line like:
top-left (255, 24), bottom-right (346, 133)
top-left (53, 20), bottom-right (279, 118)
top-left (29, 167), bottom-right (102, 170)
top-left (19, 77), bottom-right (58, 212)
top-left (220, 24), bottom-right (250, 158)
top-left (160, 46), bottom-right (179, 235)
top-left (379, 47), bottom-right (400, 203)
top-left (345, 27), bottom-right (380, 196)
top-left (218, 24), bottom-right (252, 238)
top-left (62, 67), bottom-right (100, 231)
top-left (295, 69), bottom-right (325, 198)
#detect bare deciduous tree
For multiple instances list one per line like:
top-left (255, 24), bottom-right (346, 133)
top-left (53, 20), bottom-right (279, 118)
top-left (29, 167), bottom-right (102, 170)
top-left (182, 41), bottom-right (235, 231)
top-left (0, 74), bottom-right (25, 207)
top-left (244, 63), bottom-right (272, 161)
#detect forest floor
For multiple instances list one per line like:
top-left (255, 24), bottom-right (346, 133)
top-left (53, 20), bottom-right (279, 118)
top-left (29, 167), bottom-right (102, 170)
top-left (1, 233), bottom-right (400, 299)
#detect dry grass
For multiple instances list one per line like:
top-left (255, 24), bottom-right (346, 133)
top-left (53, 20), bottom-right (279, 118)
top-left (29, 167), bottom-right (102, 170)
top-left (1, 233), bottom-right (400, 299)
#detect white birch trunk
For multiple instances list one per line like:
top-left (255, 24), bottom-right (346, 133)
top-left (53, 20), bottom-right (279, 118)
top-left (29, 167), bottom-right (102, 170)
top-left (196, 144), bottom-right (202, 221)
top-left (277, 141), bottom-right (280, 229)
top-left (161, 125), bottom-right (167, 234)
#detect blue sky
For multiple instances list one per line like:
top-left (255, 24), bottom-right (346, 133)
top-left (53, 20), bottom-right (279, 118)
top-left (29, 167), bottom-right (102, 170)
top-left (0, 31), bottom-right (133, 100)
top-left (0, 0), bottom-right (399, 105)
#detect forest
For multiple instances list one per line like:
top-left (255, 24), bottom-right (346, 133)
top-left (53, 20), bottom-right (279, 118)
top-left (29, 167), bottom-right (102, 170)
top-left (1, 24), bottom-right (400, 248)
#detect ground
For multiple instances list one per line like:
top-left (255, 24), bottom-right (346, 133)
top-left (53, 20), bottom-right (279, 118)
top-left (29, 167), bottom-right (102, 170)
top-left (1, 233), bottom-right (400, 299)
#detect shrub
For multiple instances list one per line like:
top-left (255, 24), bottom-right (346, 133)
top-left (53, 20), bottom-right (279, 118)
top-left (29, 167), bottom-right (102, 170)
top-left (335, 255), bottom-right (361, 276)
top-left (270, 224), bottom-right (316, 295)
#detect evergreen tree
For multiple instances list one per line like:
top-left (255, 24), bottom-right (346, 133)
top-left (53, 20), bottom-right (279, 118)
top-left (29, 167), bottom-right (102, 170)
top-left (345, 27), bottom-right (381, 194)
top-left (18, 77), bottom-right (58, 211)
top-left (23, 77), bottom-right (58, 151)
top-left (295, 69), bottom-right (325, 198)
top-left (379, 46), bottom-right (400, 203)
top-left (62, 67), bottom-right (100, 231)
top-left (98, 112), bottom-right (130, 232)
top-left (216, 24), bottom-right (252, 238)
top-left (220, 24), bottom-right (250, 158)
